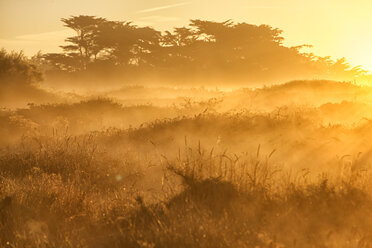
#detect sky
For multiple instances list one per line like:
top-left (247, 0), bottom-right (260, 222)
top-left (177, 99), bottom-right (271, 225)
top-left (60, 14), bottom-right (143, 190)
top-left (1, 0), bottom-right (372, 71)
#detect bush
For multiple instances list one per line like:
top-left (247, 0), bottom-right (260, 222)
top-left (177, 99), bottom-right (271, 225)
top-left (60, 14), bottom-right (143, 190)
top-left (0, 49), bottom-right (42, 86)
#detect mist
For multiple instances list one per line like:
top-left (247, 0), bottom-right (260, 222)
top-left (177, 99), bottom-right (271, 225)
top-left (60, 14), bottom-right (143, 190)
top-left (1, 11), bottom-right (372, 248)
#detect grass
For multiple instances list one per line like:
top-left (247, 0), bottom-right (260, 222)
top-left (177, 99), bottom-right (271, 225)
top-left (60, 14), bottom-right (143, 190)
top-left (1, 129), bottom-right (372, 247)
top-left (2, 80), bottom-right (372, 247)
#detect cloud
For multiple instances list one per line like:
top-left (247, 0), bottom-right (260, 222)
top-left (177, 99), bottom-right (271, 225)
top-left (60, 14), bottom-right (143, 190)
top-left (138, 16), bottom-right (179, 22)
top-left (0, 29), bottom-right (73, 55)
top-left (136, 2), bottom-right (191, 14)
top-left (15, 29), bottom-right (73, 42)
top-left (247, 6), bottom-right (276, 9)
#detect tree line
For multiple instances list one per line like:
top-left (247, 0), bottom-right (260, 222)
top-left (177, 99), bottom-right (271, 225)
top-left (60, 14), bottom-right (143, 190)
top-left (30, 15), bottom-right (369, 84)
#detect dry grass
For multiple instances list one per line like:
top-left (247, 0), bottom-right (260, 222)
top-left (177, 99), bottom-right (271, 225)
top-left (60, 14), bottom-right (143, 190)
top-left (1, 124), bottom-right (372, 247)
top-left (2, 81), bottom-right (372, 247)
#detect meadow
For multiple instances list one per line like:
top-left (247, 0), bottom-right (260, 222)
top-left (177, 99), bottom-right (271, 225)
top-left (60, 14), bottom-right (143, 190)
top-left (1, 78), bottom-right (372, 247)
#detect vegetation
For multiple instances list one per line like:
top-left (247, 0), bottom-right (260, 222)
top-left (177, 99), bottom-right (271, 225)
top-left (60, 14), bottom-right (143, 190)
top-left (0, 49), bottom-right (59, 107)
top-left (37, 16), bottom-right (367, 88)
top-left (2, 80), bottom-right (372, 246)
top-left (0, 49), bottom-right (42, 85)
top-left (1, 110), bottom-right (372, 247)
top-left (1, 14), bottom-right (372, 248)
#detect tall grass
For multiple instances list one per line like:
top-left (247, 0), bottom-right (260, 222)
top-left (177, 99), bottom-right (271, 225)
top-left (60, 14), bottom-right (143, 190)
top-left (2, 84), bottom-right (372, 247)
top-left (1, 133), bottom-right (372, 247)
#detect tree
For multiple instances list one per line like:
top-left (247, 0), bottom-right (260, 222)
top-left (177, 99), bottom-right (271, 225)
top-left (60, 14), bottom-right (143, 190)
top-left (132, 26), bottom-right (162, 66)
top-left (42, 16), bottom-right (366, 84)
top-left (61, 15), bottom-right (107, 69)
top-left (42, 53), bottom-right (81, 72)
top-left (163, 27), bottom-right (198, 47)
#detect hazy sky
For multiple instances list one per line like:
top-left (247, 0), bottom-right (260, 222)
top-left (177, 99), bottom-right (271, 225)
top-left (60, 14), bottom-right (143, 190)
top-left (1, 0), bottom-right (372, 70)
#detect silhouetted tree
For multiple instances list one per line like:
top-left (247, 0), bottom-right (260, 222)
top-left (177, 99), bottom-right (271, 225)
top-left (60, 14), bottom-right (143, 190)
top-left (41, 16), bottom-right (365, 85)
top-left (97, 22), bottom-right (161, 66)
top-left (42, 53), bottom-right (81, 71)
top-left (61, 15), bottom-right (107, 68)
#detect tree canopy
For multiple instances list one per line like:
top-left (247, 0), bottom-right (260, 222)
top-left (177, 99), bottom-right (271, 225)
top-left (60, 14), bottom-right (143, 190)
top-left (41, 15), bottom-right (366, 85)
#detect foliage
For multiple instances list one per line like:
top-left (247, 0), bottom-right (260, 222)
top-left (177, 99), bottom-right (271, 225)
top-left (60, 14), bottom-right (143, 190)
top-left (41, 16), bottom-right (365, 84)
top-left (0, 49), bottom-right (42, 86)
